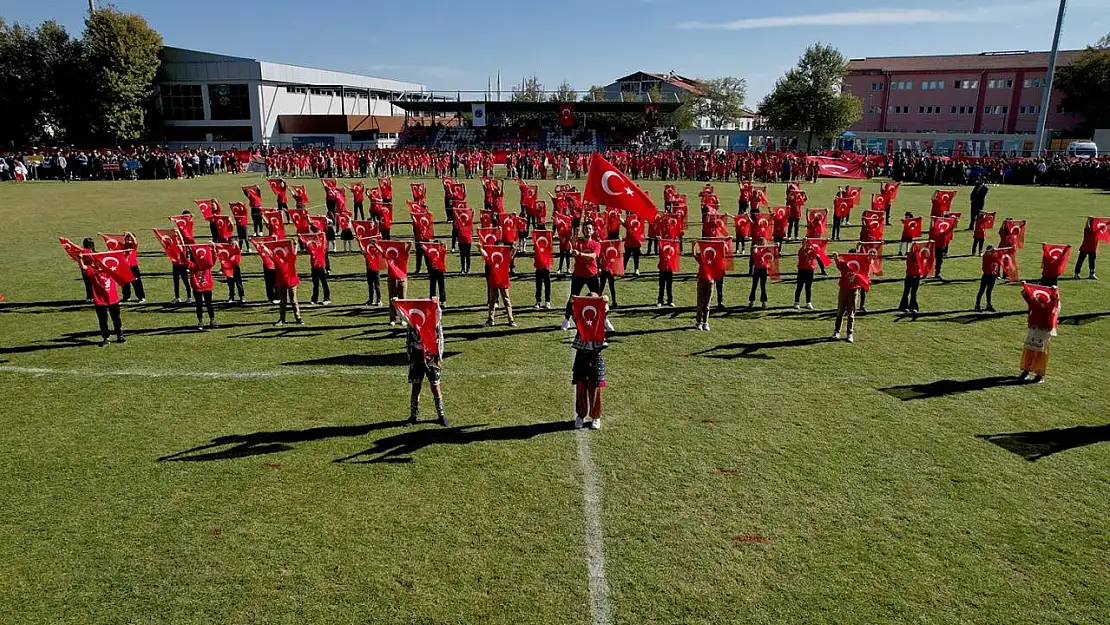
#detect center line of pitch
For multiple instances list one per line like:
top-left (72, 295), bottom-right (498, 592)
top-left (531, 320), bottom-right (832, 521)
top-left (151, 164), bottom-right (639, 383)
top-left (576, 429), bottom-right (613, 625)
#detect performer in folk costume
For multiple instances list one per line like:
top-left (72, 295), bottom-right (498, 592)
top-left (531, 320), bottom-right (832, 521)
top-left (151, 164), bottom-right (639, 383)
top-left (79, 247), bottom-right (125, 347)
top-left (832, 253), bottom-right (871, 344)
top-left (1018, 283), bottom-right (1060, 383)
top-left (396, 299), bottom-right (448, 427)
top-left (571, 294), bottom-right (609, 431)
top-left (561, 221), bottom-right (603, 330)
top-left (1074, 217), bottom-right (1105, 280)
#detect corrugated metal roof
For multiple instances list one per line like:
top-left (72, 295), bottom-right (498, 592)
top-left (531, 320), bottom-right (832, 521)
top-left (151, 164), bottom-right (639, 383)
top-left (847, 50), bottom-right (1084, 73)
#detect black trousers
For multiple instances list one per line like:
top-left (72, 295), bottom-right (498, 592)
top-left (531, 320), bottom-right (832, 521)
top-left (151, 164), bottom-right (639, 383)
top-left (557, 249), bottom-right (571, 273)
top-left (227, 266), bottom-right (244, 300)
top-left (831, 216), bottom-right (842, 240)
top-left (976, 275), bottom-right (997, 308)
top-left (657, 271), bottom-right (674, 304)
top-left (311, 267), bottom-right (330, 302)
top-left (172, 264), bottom-right (192, 300)
top-left (535, 269), bottom-right (551, 303)
top-left (749, 268), bottom-right (768, 303)
top-left (715, 277), bottom-right (725, 306)
top-left (899, 277), bottom-right (921, 311)
top-left (1075, 251), bottom-right (1096, 275)
top-left (194, 290), bottom-right (214, 323)
top-left (122, 266), bottom-right (146, 301)
top-left (787, 218), bottom-right (800, 239)
top-left (458, 242), bottom-right (472, 273)
top-left (795, 269), bottom-right (814, 304)
top-left (599, 271), bottom-right (617, 306)
top-left (380, 227), bottom-right (391, 241)
top-left (623, 247), bottom-right (641, 272)
top-left (251, 211), bottom-right (263, 235)
top-left (413, 244), bottom-right (426, 274)
top-left (263, 268), bottom-right (277, 302)
top-left (428, 269), bottom-right (446, 302)
top-left (971, 237), bottom-right (985, 256)
top-left (935, 246), bottom-right (949, 276)
top-left (1039, 275), bottom-right (1059, 287)
top-left (94, 303), bottom-right (122, 339)
top-left (354, 201), bottom-right (365, 220)
top-left (82, 272), bottom-right (93, 300)
top-left (237, 225), bottom-right (249, 248)
top-left (564, 275), bottom-right (601, 319)
top-left (365, 270), bottom-right (381, 303)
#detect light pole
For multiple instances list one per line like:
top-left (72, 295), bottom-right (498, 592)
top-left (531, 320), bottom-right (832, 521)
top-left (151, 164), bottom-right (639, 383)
top-left (1033, 0), bottom-right (1067, 156)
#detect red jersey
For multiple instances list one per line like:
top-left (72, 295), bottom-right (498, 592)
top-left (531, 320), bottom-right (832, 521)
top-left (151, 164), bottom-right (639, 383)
top-left (572, 238), bottom-right (601, 278)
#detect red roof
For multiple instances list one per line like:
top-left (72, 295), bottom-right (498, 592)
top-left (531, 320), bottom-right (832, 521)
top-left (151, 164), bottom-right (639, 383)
top-left (847, 50), bottom-right (1084, 73)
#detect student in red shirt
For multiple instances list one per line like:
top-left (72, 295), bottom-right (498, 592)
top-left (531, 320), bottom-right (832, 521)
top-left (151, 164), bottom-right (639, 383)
top-left (1074, 217), bottom-right (1099, 280)
top-left (794, 240), bottom-right (819, 309)
top-left (303, 229), bottom-right (330, 305)
top-left (80, 249), bottom-right (125, 347)
top-left (899, 244), bottom-right (926, 314)
top-left (975, 246), bottom-right (1000, 312)
top-left (120, 232), bottom-right (146, 304)
top-left (747, 242), bottom-right (773, 308)
top-left (561, 221), bottom-right (603, 330)
top-left (971, 212), bottom-right (991, 257)
top-left (898, 212), bottom-right (916, 256)
top-left (832, 253), bottom-right (869, 343)
top-left (187, 244), bottom-right (217, 331)
top-left (359, 236), bottom-right (382, 306)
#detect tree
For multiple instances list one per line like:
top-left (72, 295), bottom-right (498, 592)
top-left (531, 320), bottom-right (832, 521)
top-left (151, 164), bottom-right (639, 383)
top-left (691, 76), bottom-right (748, 128)
top-left (0, 19), bottom-right (85, 146)
top-left (1056, 43), bottom-right (1110, 133)
top-left (511, 76), bottom-right (544, 103)
top-left (583, 85), bottom-right (607, 103)
top-left (550, 80), bottom-right (577, 103)
top-left (1097, 32), bottom-right (1110, 49)
top-left (671, 92), bottom-right (698, 130)
top-left (759, 43), bottom-right (862, 150)
top-left (81, 6), bottom-right (163, 143)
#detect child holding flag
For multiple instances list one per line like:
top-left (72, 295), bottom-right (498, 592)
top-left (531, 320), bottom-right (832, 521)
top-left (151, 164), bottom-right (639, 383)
top-left (79, 246), bottom-right (126, 346)
top-left (571, 294), bottom-right (609, 430)
top-left (975, 246), bottom-right (1000, 312)
top-left (1019, 283), bottom-right (1060, 383)
top-left (1074, 217), bottom-right (1103, 280)
top-left (397, 299), bottom-right (448, 426)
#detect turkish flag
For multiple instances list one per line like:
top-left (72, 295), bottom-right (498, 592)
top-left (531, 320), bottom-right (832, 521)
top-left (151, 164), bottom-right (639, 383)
top-left (411, 182), bottom-right (427, 204)
top-left (412, 210), bottom-right (435, 241)
top-left (807, 156), bottom-right (867, 179)
top-left (1001, 219), bottom-right (1026, 249)
top-left (299, 233), bottom-right (328, 270)
top-left (996, 247), bottom-right (1020, 281)
top-left (870, 194), bottom-right (887, 211)
top-left (214, 243), bottom-right (241, 278)
top-left (833, 196), bottom-right (852, 219)
top-left (912, 241), bottom-right (937, 276)
top-left (480, 244), bottom-right (513, 289)
top-left (532, 230), bottom-right (554, 270)
top-left (837, 252), bottom-right (873, 291)
top-left (478, 227), bottom-right (500, 247)
top-left (85, 250), bottom-right (135, 283)
top-left (500, 215), bottom-right (519, 244)
top-left (422, 241), bottom-right (448, 272)
top-left (229, 201), bottom-right (249, 227)
top-left (771, 206), bottom-right (789, 239)
top-left (584, 153), bottom-right (658, 221)
top-left (99, 233), bottom-right (127, 252)
top-left (929, 216), bottom-right (957, 248)
top-left (242, 185), bottom-right (263, 208)
top-left (322, 178), bottom-right (339, 189)
top-left (902, 216), bottom-right (923, 240)
top-left (733, 213), bottom-right (752, 238)
top-left (211, 215), bottom-right (235, 241)
top-left (861, 215), bottom-right (885, 242)
top-left (1023, 283), bottom-right (1060, 330)
top-left (806, 208), bottom-right (828, 238)
top-left (931, 189), bottom-right (957, 217)
top-left (753, 213), bottom-right (772, 240)
top-left (288, 208), bottom-right (311, 234)
top-left (1041, 244), bottom-right (1072, 278)
top-left (377, 240), bottom-right (410, 280)
top-left (378, 176), bottom-right (393, 202)
top-left (195, 199), bottom-right (220, 221)
top-left (291, 185), bottom-right (309, 206)
top-left (804, 238), bottom-right (832, 266)
top-left (186, 243), bottom-right (217, 273)
top-left (658, 239), bottom-right (682, 272)
top-left (599, 240), bottom-right (624, 276)
top-left (857, 241), bottom-right (884, 276)
top-left (451, 182), bottom-right (467, 202)
top-left (975, 212), bottom-right (997, 238)
top-left (394, 299), bottom-right (442, 355)
top-left (255, 239), bottom-right (299, 287)
top-left (352, 220), bottom-right (379, 240)
top-left (170, 214), bottom-right (195, 244)
top-left (59, 237), bottom-right (85, 263)
top-left (267, 178), bottom-right (284, 196)
top-left (882, 182), bottom-right (900, 203)
top-left (752, 244), bottom-right (781, 280)
top-left (336, 212), bottom-right (353, 233)
top-left (847, 187), bottom-right (863, 208)
top-left (558, 103), bottom-right (576, 127)
top-left (454, 208), bottom-right (475, 243)
top-left (262, 210), bottom-right (286, 239)
top-left (1091, 217), bottom-right (1110, 244)
top-left (697, 239), bottom-right (728, 281)
top-left (573, 295), bottom-right (608, 342)
top-left (306, 215), bottom-right (326, 234)
top-left (152, 229), bottom-right (185, 264)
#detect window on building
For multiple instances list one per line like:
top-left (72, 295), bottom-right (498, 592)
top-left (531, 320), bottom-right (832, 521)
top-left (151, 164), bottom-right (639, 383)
top-left (936, 81), bottom-right (944, 89)
top-left (1001, 105), bottom-right (1009, 114)
top-left (954, 80), bottom-right (962, 89)
top-left (208, 84), bottom-right (251, 120)
top-left (902, 81), bottom-right (912, 90)
top-left (160, 84), bottom-right (204, 121)
top-left (951, 105), bottom-right (958, 114)
top-left (987, 79), bottom-right (996, 89)
top-left (919, 105), bottom-right (926, 114)
top-left (210, 126), bottom-right (253, 141)
top-left (1003, 79), bottom-right (1014, 88)
top-left (970, 80), bottom-right (979, 89)
top-left (921, 81), bottom-right (929, 90)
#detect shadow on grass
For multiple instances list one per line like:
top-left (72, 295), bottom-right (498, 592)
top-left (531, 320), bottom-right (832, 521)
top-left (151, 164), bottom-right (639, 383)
top-left (283, 351), bottom-right (460, 367)
top-left (690, 336), bottom-right (833, 360)
top-left (159, 420), bottom-right (412, 461)
top-left (978, 424), bottom-right (1110, 461)
top-left (0, 323), bottom-right (269, 354)
top-left (335, 420), bottom-right (572, 464)
top-left (880, 375), bottom-right (1031, 401)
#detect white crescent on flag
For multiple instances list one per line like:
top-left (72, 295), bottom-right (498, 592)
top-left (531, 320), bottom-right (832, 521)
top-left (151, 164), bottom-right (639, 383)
top-left (581, 305), bottom-right (598, 326)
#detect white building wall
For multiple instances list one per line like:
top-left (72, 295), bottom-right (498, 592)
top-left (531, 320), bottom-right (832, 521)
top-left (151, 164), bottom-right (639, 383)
top-left (256, 85), bottom-right (404, 140)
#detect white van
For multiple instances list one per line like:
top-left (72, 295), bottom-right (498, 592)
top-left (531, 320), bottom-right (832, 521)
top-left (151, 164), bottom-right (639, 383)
top-left (1065, 141), bottom-right (1099, 158)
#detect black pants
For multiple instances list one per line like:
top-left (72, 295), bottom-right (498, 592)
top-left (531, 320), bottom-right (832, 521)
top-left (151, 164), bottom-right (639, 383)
top-left (172, 264), bottom-right (192, 300)
top-left (858, 289), bottom-right (867, 309)
top-left (787, 218), bottom-right (800, 239)
top-left (715, 277), bottom-right (725, 306)
top-left (795, 269), bottom-right (814, 304)
top-left (429, 269), bottom-right (446, 302)
top-left (564, 275), bottom-right (601, 319)
top-left (1039, 275), bottom-right (1059, 287)
top-left (623, 247), bottom-right (641, 273)
top-left (122, 266), bottom-right (146, 301)
top-left (311, 267), bottom-right (330, 302)
top-left (380, 227), bottom-right (391, 241)
top-left (264, 268), bottom-right (278, 302)
top-left (1075, 251), bottom-right (1096, 276)
top-left (237, 225), bottom-right (249, 248)
top-left (194, 290), bottom-right (214, 323)
top-left (646, 238), bottom-right (657, 255)
top-left (832, 216), bottom-right (842, 240)
top-left (535, 269), bottom-right (551, 303)
top-left (657, 271), bottom-right (674, 304)
top-left (354, 201), bottom-right (365, 220)
top-left (458, 242), bottom-right (472, 273)
top-left (414, 244), bottom-right (426, 274)
top-left (557, 249), bottom-right (571, 273)
top-left (599, 271), bottom-right (617, 306)
top-left (749, 268), bottom-right (768, 303)
top-left (451, 225), bottom-right (458, 249)
top-left (935, 246), bottom-right (949, 277)
top-left (94, 303), bottom-right (122, 339)
top-left (82, 272), bottom-right (93, 300)
top-left (976, 275), bottom-right (997, 308)
top-left (899, 277), bottom-right (921, 311)
top-left (251, 211), bottom-right (263, 235)
top-left (227, 266), bottom-right (244, 300)
top-left (365, 270), bottom-right (381, 303)
top-left (971, 237), bottom-right (985, 256)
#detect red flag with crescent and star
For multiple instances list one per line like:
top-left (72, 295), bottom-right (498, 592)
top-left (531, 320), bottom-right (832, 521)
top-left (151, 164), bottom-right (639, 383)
top-left (394, 299), bottom-right (442, 356)
top-left (376, 240), bottom-right (411, 280)
top-left (152, 229), bottom-right (185, 265)
top-left (478, 227), bottom-right (500, 247)
top-left (211, 215), bottom-right (235, 241)
top-left (170, 214), bottom-right (195, 244)
top-left (753, 213), bottom-right (772, 241)
top-left (806, 208), bottom-right (828, 238)
top-left (59, 237), bottom-right (85, 263)
top-left (288, 208), bottom-right (311, 235)
top-left (254, 239), bottom-right (299, 287)
top-left (929, 216), bottom-right (957, 248)
top-left (480, 244), bottom-right (513, 289)
top-left (558, 103), bottom-right (575, 127)
top-left (1022, 283), bottom-right (1060, 330)
top-left (573, 295), bottom-right (608, 343)
top-left (696, 239), bottom-right (728, 281)
top-left (912, 240), bottom-right (936, 276)
top-left (84, 250), bottom-right (136, 283)
top-left (995, 246), bottom-right (1020, 281)
top-left (421, 242), bottom-right (447, 272)
top-left (532, 230), bottom-right (554, 270)
top-left (242, 185), bottom-right (263, 209)
top-left (262, 210), bottom-right (286, 239)
top-left (861, 214), bottom-right (885, 242)
top-left (837, 252), bottom-right (872, 291)
top-left (1091, 217), bottom-right (1110, 244)
top-left (599, 240), bottom-right (624, 276)
top-left (752, 244), bottom-right (781, 280)
top-left (214, 243), bottom-right (241, 278)
top-left (931, 189), bottom-right (957, 217)
top-left (856, 241), bottom-right (884, 276)
top-left (733, 213), bottom-right (752, 239)
top-left (352, 220), bottom-right (379, 240)
top-left (584, 153), bottom-right (658, 221)
top-left (194, 199), bottom-right (220, 222)
top-left (229, 201), bottom-right (249, 227)
top-left (1041, 244), bottom-right (1072, 278)
top-left (99, 233), bottom-right (127, 254)
top-left (658, 239), bottom-right (681, 272)
top-left (410, 182), bottom-right (427, 204)
top-left (804, 238), bottom-right (832, 266)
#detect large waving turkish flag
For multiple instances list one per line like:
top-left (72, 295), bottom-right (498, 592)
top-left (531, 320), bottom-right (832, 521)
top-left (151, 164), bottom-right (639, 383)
top-left (584, 153), bottom-right (657, 221)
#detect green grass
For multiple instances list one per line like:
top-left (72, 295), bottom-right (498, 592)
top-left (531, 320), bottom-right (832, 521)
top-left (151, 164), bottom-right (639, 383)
top-left (0, 174), bottom-right (1108, 625)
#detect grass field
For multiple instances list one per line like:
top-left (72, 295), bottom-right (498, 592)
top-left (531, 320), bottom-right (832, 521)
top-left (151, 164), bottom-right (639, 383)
top-left (0, 173), bottom-right (1108, 625)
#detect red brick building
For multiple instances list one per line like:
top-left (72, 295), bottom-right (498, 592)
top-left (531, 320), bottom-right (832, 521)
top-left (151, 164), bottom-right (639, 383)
top-left (844, 50), bottom-right (1083, 136)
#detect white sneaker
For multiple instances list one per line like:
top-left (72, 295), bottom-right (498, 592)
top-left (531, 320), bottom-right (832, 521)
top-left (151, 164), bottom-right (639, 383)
top-left (590, 420), bottom-right (601, 430)
top-left (389, 321), bottom-right (397, 327)
top-left (832, 332), bottom-right (840, 340)
top-left (560, 318), bottom-right (571, 331)
top-left (270, 299), bottom-right (280, 304)
top-left (137, 299), bottom-right (146, 304)
top-left (634, 269), bottom-right (641, 277)
top-left (805, 302), bottom-right (813, 310)
top-left (604, 318), bottom-right (614, 332)
top-left (703, 322), bottom-right (710, 332)
top-left (694, 322), bottom-right (704, 331)
top-left (322, 300), bottom-right (330, 305)
top-left (185, 298), bottom-right (193, 304)
top-left (574, 416), bottom-right (584, 429)
top-left (793, 303), bottom-right (800, 310)
top-left (846, 334), bottom-right (855, 343)
top-left (544, 302), bottom-right (552, 309)
top-left (171, 298), bottom-right (180, 304)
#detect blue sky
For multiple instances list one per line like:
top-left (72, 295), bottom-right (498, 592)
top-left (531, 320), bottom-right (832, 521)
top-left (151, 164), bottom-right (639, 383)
top-left (5, 0), bottom-right (1108, 104)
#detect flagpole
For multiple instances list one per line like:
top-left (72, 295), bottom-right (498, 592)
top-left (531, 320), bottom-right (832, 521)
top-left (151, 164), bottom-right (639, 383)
top-left (1034, 0), bottom-right (1067, 156)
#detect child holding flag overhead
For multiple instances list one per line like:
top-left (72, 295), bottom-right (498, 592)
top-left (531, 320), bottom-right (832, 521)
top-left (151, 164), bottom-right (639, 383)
top-left (1074, 217), bottom-right (1106, 280)
top-left (832, 252), bottom-right (872, 344)
top-left (482, 244), bottom-right (516, 327)
top-left (393, 299), bottom-right (448, 426)
top-left (571, 294), bottom-right (609, 430)
top-left (975, 246), bottom-right (1000, 312)
top-left (186, 244), bottom-right (217, 331)
top-left (79, 247), bottom-right (125, 347)
top-left (1019, 283), bottom-right (1060, 383)
top-left (302, 229), bottom-right (330, 306)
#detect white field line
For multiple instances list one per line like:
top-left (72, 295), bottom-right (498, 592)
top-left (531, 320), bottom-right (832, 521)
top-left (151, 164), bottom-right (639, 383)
top-left (576, 429), bottom-right (613, 625)
top-left (0, 365), bottom-right (534, 380)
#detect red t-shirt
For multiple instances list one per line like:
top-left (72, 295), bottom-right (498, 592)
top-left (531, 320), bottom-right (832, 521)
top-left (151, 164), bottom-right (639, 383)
top-left (982, 250), bottom-right (1001, 276)
top-left (572, 239), bottom-right (601, 278)
top-left (1080, 226), bottom-right (1098, 254)
top-left (85, 264), bottom-right (120, 306)
top-left (797, 245), bottom-right (818, 271)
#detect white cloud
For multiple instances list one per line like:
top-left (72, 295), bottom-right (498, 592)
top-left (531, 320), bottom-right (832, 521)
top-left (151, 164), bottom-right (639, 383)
top-left (677, 4), bottom-right (1046, 30)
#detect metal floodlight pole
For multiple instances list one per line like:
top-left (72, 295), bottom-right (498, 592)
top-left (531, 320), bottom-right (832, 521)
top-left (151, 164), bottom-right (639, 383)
top-left (88, 0), bottom-right (96, 11)
top-left (1034, 0), bottom-right (1067, 156)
